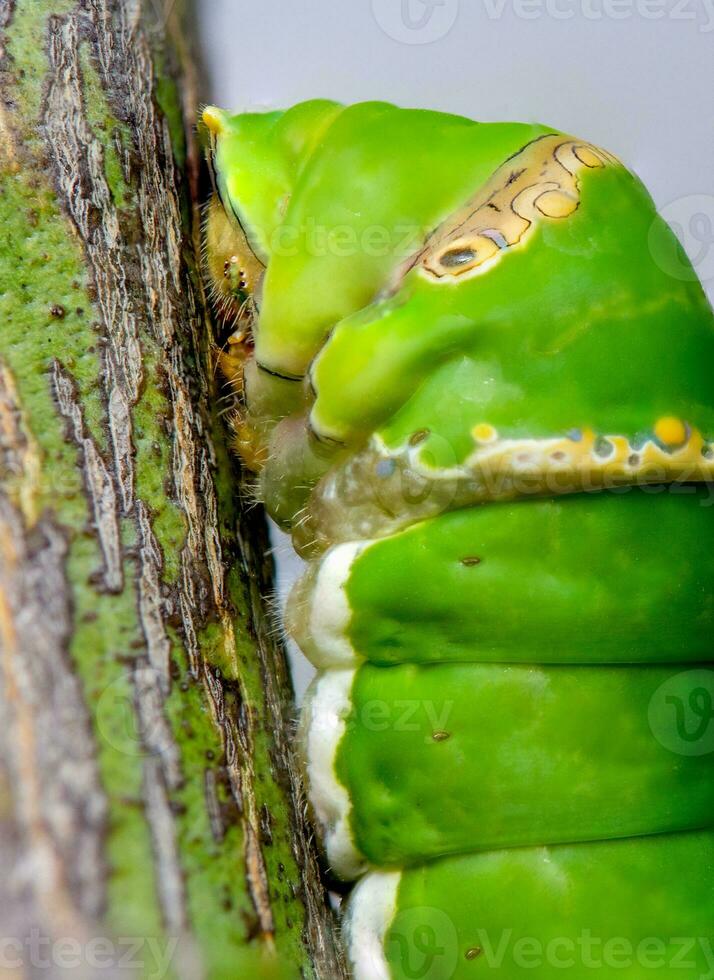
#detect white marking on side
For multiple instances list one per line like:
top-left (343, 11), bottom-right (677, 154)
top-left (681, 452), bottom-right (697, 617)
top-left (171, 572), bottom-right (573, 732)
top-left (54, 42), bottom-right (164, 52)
top-left (344, 870), bottom-right (401, 980)
top-left (300, 668), bottom-right (367, 879)
top-left (308, 541), bottom-right (368, 666)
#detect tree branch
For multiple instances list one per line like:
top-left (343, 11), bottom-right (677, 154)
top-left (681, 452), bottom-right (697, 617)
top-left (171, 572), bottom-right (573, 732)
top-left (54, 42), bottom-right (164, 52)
top-left (0, 1), bottom-right (345, 976)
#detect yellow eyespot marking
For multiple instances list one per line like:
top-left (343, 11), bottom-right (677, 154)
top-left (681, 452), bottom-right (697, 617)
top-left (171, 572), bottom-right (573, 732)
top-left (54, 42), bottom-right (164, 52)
top-left (390, 134), bottom-right (618, 287)
top-left (534, 189), bottom-right (578, 219)
top-left (472, 423), bottom-right (498, 444)
top-left (654, 416), bottom-right (688, 447)
top-left (202, 105), bottom-right (227, 136)
top-left (573, 145), bottom-right (605, 169)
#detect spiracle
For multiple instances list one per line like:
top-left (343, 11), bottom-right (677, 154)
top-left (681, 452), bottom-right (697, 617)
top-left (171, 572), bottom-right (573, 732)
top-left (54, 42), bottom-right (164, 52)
top-left (203, 100), bottom-right (714, 979)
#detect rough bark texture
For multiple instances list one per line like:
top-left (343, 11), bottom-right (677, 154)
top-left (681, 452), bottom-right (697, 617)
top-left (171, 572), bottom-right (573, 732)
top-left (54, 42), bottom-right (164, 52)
top-left (0, 1), bottom-right (346, 977)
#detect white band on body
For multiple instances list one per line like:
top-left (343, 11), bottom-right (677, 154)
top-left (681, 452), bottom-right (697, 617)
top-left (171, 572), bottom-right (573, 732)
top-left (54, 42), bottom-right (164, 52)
top-left (344, 870), bottom-right (401, 980)
top-left (300, 667), bottom-right (366, 879)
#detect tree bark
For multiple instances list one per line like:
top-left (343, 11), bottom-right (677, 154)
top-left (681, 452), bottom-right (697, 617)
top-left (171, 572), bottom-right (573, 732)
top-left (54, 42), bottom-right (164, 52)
top-left (0, 1), bottom-right (346, 977)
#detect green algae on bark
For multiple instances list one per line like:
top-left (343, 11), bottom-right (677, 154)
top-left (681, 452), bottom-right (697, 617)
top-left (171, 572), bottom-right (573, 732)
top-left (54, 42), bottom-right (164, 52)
top-left (0, 2), bottom-right (345, 977)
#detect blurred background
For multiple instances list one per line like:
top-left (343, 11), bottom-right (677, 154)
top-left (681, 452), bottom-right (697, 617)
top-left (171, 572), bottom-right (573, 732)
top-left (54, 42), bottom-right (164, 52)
top-left (198, 0), bottom-right (714, 699)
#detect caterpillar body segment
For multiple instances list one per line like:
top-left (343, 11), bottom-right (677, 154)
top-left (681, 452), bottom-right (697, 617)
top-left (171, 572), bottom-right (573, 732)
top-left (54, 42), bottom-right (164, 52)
top-left (287, 487), bottom-right (714, 668)
top-left (288, 420), bottom-right (714, 555)
top-left (306, 155), bottom-right (714, 449)
top-left (346, 829), bottom-right (714, 980)
top-left (201, 101), bottom-right (714, 979)
top-left (304, 662), bottom-right (714, 875)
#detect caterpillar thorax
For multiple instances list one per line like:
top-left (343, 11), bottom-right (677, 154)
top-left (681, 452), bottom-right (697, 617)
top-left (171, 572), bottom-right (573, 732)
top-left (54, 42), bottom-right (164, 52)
top-left (203, 100), bottom-right (714, 980)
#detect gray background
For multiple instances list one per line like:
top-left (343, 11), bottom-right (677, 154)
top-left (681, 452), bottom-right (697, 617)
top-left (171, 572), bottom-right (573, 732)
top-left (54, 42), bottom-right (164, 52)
top-left (198, 0), bottom-right (714, 698)
top-left (200, 0), bottom-right (713, 222)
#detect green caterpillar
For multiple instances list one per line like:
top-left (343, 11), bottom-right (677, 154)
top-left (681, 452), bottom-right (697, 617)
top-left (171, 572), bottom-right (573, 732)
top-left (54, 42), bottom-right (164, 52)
top-left (202, 100), bottom-right (714, 979)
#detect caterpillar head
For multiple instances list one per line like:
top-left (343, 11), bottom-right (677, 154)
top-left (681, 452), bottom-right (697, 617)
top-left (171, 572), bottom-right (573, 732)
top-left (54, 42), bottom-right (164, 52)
top-left (200, 100), bottom-right (343, 479)
top-left (202, 107), bottom-right (265, 361)
top-left (203, 193), bottom-right (264, 330)
top-left (202, 106), bottom-right (269, 471)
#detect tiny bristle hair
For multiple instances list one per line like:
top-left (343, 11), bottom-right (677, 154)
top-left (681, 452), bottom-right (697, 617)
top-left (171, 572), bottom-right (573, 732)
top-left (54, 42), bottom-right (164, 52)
top-left (263, 587), bottom-right (284, 618)
top-left (262, 590), bottom-right (293, 645)
top-left (216, 389), bottom-right (239, 410)
top-left (195, 102), bottom-right (210, 130)
top-left (291, 504), bottom-right (311, 531)
top-left (237, 476), bottom-right (264, 511)
top-left (286, 574), bottom-right (309, 619)
top-left (288, 709), bottom-right (303, 748)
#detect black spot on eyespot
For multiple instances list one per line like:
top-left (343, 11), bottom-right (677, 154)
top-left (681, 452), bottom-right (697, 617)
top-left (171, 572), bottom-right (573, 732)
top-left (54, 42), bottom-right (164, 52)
top-left (594, 437), bottom-right (614, 458)
top-left (628, 453), bottom-right (640, 467)
top-left (50, 304), bottom-right (66, 318)
top-left (441, 247), bottom-right (477, 269)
